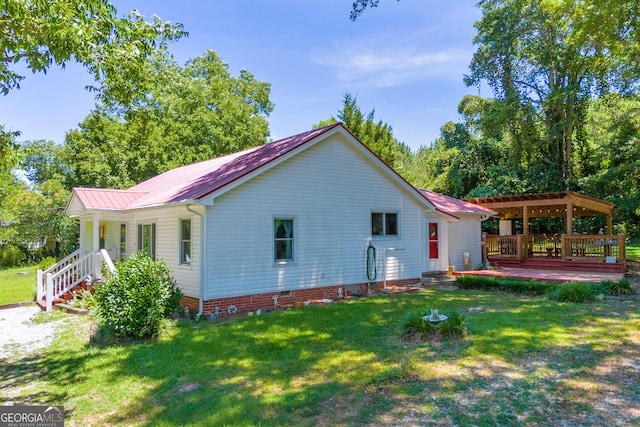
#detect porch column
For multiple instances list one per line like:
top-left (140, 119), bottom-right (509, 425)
top-left (92, 219), bottom-right (100, 252)
top-left (566, 203), bottom-right (573, 235)
top-left (607, 214), bottom-right (613, 235)
top-left (522, 206), bottom-right (529, 235)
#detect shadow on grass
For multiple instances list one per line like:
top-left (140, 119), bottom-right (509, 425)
top-left (2, 291), bottom-right (639, 425)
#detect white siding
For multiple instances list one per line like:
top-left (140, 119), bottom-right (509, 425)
top-left (448, 214), bottom-right (484, 271)
top-left (204, 135), bottom-right (427, 299)
top-left (131, 205), bottom-right (202, 298)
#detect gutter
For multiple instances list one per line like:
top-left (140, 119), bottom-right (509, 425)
top-left (187, 204), bottom-right (206, 317)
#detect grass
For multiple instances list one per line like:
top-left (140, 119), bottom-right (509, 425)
top-left (2, 290), bottom-right (639, 426)
top-left (0, 265), bottom-right (37, 305)
top-left (627, 241), bottom-right (640, 261)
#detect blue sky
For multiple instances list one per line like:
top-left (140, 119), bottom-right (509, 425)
top-left (0, 0), bottom-right (484, 152)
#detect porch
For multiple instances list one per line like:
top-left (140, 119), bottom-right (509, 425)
top-left (485, 234), bottom-right (626, 274)
top-left (467, 192), bottom-right (626, 274)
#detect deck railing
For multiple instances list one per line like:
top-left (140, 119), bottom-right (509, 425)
top-left (486, 234), bottom-right (625, 263)
top-left (37, 249), bottom-right (116, 311)
top-left (562, 234), bottom-right (625, 262)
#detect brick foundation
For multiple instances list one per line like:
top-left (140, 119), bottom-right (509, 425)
top-left (179, 278), bottom-right (421, 317)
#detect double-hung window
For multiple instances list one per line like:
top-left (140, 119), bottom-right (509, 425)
top-left (180, 219), bottom-right (191, 265)
top-left (137, 223), bottom-right (156, 259)
top-left (274, 219), bottom-right (294, 262)
top-left (371, 212), bottom-right (398, 236)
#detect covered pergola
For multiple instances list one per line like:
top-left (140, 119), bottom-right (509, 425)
top-left (465, 192), bottom-right (625, 272)
top-left (466, 191), bottom-right (615, 236)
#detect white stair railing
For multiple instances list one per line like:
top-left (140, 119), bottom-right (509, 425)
top-left (37, 249), bottom-right (117, 311)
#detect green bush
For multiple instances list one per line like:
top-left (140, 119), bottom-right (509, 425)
top-left (455, 275), bottom-right (558, 296)
top-left (599, 278), bottom-right (637, 296)
top-left (95, 252), bottom-right (183, 338)
top-left (0, 244), bottom-right (24, 267)
top-left (439, 312), bottom-right (468, 339)
top-left (401, 311), bottom-right (435, 342)
top-left (549, 282), bottom-right (598, 303)
top-left (38, 256), bottom-right (57, 272)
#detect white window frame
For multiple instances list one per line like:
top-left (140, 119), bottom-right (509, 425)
top-left (179, 218), bottom-right (192, 266)
top-left (274, 217), bottom-right (295, 264)
top-left (371, 211), bottom-right (399, 237)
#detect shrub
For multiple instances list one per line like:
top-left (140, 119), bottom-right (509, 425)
top-left (599, 278), bottom-right (637, 296)
top-left (95, 252), bottom-right (183, 338)
top-left (439, 312), bottom-right (468, 339)
top-left (456, 275), bottom-right (558, 296)
top-left (549, 282), bottom-right (597, 303)
top-left (38, 256), bottom-right (57, 272)
top-left (0, 244), bottom-right (24, 267)
top-left (401, 311), bottom-right (435, 342)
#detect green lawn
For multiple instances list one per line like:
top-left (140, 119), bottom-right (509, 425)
top-left (2, 290), bottom-right (639, 426)
top-left (627, 241), bottom-right (640, 261)
top-left (0, 265), bottom-right (37, 305)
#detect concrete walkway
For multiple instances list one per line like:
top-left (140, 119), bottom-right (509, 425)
top-left (454, 267), bottom-right (624, 283)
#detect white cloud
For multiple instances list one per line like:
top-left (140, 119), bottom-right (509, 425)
top-left (312, 38), bottom-right (472, 88)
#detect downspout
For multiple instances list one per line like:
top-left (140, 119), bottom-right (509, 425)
top-left (187, 204), bottom-right (205, 317)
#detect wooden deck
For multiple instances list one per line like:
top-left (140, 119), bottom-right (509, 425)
top-left (455, 266), bottom-right (624, 283)
top-left (484, 234), bottom-right (626, 274)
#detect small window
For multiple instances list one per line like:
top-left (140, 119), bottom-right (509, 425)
top-left (372, 212), bottom-right (398, 236)
top-left (274, 219), bottom-right (294, 262)
top-left (180, 219), bottom-right (191, 265)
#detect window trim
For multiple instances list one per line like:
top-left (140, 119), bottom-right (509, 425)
top-left (371, 211), bottom-right (400, 238)
top-left (179, 218), bottom-right (192, 266)
top-left (273, 217), bottom-right (296, 265)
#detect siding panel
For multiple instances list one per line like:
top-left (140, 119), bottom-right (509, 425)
top-left (205, 135), bottom-right (425, 299)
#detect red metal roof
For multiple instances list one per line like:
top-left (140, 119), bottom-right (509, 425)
top-left (418, 189), bottom-right (496, 215)
top-left (71, 124), bottom-right (341, 210)
top-left (72, 188), bottom-right (148, 210)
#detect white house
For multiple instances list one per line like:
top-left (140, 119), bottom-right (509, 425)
top-left (61, 124), bottom-right (493, 315)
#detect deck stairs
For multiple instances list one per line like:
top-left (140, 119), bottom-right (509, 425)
top-left (36, 249), bottom-right (116, 311)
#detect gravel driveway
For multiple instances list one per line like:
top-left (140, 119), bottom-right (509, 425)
top-left (0, 305), bottom-right (68, 360)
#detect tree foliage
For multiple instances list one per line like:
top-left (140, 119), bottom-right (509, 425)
top-left (65, 50), bottom-right (274, 188)
top-left (316, 92), bottom-right (407, 169)
top-left (0, 0), bottom-right (187, 103)
top-left (465, 0), bottom-right (640, 189)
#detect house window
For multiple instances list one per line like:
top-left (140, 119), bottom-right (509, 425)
top-left (372, 212), bottom-right (398, 236)
top-left (120, 224), bottom-right (126, 261)
top-left (137, 223), bottom-right (156, 259)
top-left (180, 219), bottom-right (191, 265)
top-left (274, 219), bottom-right (294, 262)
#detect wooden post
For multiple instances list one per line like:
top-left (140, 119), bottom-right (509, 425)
top-left (607, 214), bottom-right (613, 235)
top-left (566, 203), bottom-right (573, 235)
top-left (523, 206), bottom-right (529, 235)
top-left (516, 235), bottom-right (523, 260)
top-left (561, 234), bottom-right (567, 261)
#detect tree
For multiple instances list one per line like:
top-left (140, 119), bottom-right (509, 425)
top-left (65, 50), bottom-right (274, 188)
top-left (581, 93), bottom-right (640, 237)
top-left (316, 93), bottom-right (404, 168)
top-left (465, 0), bottom-right (640, 189)
top-left (350, 0), bottom-right (399, 21)
top-left (1, 0), bottom-right (187, 102)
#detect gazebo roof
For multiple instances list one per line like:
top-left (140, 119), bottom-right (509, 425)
top-left (466, 191), bottom-right (615, 219)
